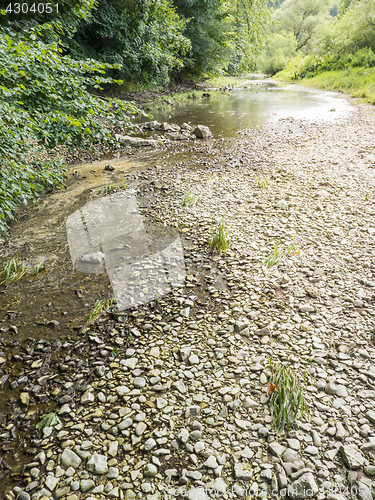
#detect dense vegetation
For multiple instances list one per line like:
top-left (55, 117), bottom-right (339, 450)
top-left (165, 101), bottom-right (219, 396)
top-left (257, 0), bottom-right (375, 103)
top-left (67, 0), bottom-right (270, 84)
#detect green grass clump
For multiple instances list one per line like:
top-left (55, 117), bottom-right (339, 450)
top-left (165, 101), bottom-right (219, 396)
top-left (183, 192), bottom-right (199, 208)
top-left (268, 357), bottom-right (310, 435)
top-left (263, 240), bottom-right (299, 269)
top-left (209, 216), bottom-right (230, 253)
top-left (86, 298), bottom-right (114, 325)
top-left (100, 183), bottom-right (116, 195)
top-left (34, 262), bottom-right (48, 275)
top-left (256, 176), bottom-right (269, 189)
top-left (1, 255), bottom-right (28, 285)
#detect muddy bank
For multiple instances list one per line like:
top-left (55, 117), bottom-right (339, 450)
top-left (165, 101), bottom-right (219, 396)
top-left (1, 94), bottom-right (375, 499)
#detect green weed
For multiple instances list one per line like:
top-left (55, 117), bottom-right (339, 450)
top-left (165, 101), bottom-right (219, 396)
top-left (86, 298), bottom-right (114, 325)
top-left (183, 192), bottom-right (199, 208)
top-left (268, 357), bottom-right (310, 435)
top-left (100, 183), bottom-right (116, 195)
top-left (263, 240), bottom-right (299, 269)
top-left (256, 176), bottom-right (269, 189)
top-left (209, 216), bottom-right (230, 253)
top-left (1, 255), bottom-right (27, 285)
top-left (34, 262), bottom-right (48, 275)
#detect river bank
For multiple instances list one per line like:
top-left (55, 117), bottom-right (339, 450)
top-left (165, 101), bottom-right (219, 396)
top-left (2, 92), bottom-right (375, 499)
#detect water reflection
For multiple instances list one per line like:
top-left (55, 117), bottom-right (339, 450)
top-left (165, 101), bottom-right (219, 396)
top-left (66, 191), bottom-right (185, 310)
top-left (143, 82), bottom-right (352, 137)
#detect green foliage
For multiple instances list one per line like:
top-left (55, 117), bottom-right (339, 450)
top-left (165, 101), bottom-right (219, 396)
top-left (100, 183), bottom-right (116, 195)
top-left (276, 47), bottom-right (375, 81)
top-left (209, 215), bottom-right (230, 253)
top-left (34, 262), bottom-right (48, 275)
top-left (0, 255), bottom-right (27, 285)
top-left (0, 0), bottom-right (97, 36)
top-left (257, 0), bottom-right (334, 74)
top-left (183, 192), bottom-right (199, 207)
top-left (300, 67), bottom-right (375, 104)
top-left (257, 32), bottom-right (296, 74)
top-left (69, 0), bottom-right (191, 85)
top-left (268, 357), bottom-right (310, 435)
top-left (263, 240), bottom-right (299, 269)
top-left (173, 0), bottom-right (236, 75)
top-left (256, 175), bottom-right (269, 189)
top-left (228, 0), bottom-right (271, 72)
top-left (318, 0), bottom-right (375, 56)
top-left (36, 412), bottom-right (61, 429)
top-left (273, 0), bottom-right (334, 51)
top-left (86, 298), bottom-right (114, 325)
top-left (271, 0), bottom-right (375, 82)
top-left (0, 24), bottom-right (141, 235)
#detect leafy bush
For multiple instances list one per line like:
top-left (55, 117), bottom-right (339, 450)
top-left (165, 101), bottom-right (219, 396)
top-left (68, 0), bottom-right (191, 86)
top-left (0, 22), bottom-right (141, 235)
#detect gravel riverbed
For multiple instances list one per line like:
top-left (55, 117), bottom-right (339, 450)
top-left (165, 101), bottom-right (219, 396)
top-left (4, 99), bottom-right (375, 500)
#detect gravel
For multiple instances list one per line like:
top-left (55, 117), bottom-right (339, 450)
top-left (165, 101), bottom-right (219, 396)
top-left (4, 98), bottom-right (375, 500)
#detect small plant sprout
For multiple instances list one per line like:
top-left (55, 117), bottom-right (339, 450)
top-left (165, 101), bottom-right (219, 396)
top-left (209, 215), bottom-right (230, 253)
top-left (1, 255), bottom-right (28, 285)
top-left (34, 261), bottom-right (48, 275)
top-left (263, 240), bottom-right (299, 270)
top-left (120, 180), bottom-right (128, 189)
top-left (86, 298), bottom-right (114, 325)
top-left (36, 412), bottom-right (61, 430)
top-left (183, 192), bottom-right (199, 208)
top-left (256, 175), bottom-right (269, 189)
top-left (100, 183), bottom-right (115, 195)
top-left (268, 357), bottom-right (311, 435)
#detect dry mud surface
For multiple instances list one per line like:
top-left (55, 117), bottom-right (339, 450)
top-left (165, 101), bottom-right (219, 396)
top-left (3, 99), bottom-right (375, 500)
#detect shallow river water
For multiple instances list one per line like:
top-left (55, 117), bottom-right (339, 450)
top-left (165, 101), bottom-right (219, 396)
top-left (139, 81), bottom-right (353, 137)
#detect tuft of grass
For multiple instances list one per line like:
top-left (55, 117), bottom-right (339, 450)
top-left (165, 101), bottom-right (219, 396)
top-left (34, 262), bottom-right (48, 275)
top-left (1, 255), bottom-right (28, 285)
top-left (268, 357), bottom-right (310, 435)
top-left (263, 240), bottom-right (299, 269)
top-left (256, 176), bottom-right (269, 189)
top-left (183, 192), bottom-right (199, 208)
top-left (209, 215), bottom-right (230, 253)
top-left (120, 180), bottom-right (128, 190)
top-left (100, 183), bottom-right (115, 195)
top-left (86, 298), bottom-right (114, 325)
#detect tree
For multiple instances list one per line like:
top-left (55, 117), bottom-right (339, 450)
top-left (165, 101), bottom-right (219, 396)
top-left (256, 32), bottom-right (296, 73)
top-left (230, 0), bottom-right (271, 71)
top-left (68, 0), bottom-right (191, 85)
top-left (172, 0), bottom-right (237, 75)
top-left (318, 0), bottom-right (375, 55)
top-left (0, 0), bottom-right (97, 33)
top-left (274, 0), bottom-right (334, 51)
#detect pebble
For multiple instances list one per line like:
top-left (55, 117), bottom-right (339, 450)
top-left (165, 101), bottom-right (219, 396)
top-left (7, 108), bottom-right (375, 500)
